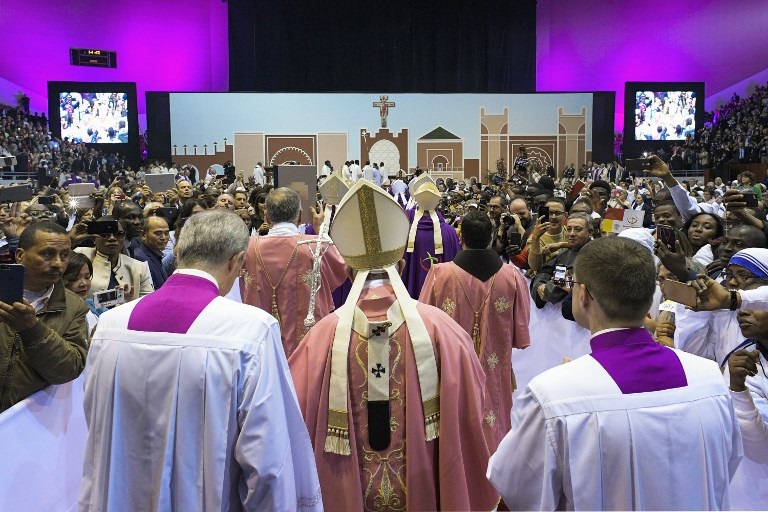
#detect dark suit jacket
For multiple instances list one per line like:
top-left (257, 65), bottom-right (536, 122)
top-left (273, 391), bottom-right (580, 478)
top-left (132, 241), bottom-right (168, 290)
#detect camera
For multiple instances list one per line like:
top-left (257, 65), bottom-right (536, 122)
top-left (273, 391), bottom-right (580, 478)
top-left (92, 288), bottom-right (126, 309)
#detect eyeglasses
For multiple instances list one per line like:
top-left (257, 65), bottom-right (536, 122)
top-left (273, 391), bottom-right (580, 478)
top-left (97, 231), bottom-right (126, 239)
top-left (566, 277), bottom-right (593, 300)
top-left (722, 270), bottom-right (758, 284)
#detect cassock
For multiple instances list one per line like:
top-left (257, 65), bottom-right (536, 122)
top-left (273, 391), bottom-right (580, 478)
top-left (79, 271), bottom-right (322, 511)
top-left (487, 328), bottom-right (742, 511)
top-left (419, 250), bottom-right (530, 452)
top-left (289, 283), bottom-right (499, 511)
top-left (401, 209), bottom-right (460, 299)
top-left (240, 227), bottom-right (347, 357)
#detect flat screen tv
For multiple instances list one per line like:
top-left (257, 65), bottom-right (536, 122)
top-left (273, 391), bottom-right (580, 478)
top-left (623, 81), bottom-right (704, 158)
top-left (47, 81), bottom-right (139, 167)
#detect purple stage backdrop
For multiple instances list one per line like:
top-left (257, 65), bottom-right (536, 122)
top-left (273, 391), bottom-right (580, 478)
top-left (0, 0), bottom-right (228, 127)
top-left (537, 0), bottom-right (768, 131)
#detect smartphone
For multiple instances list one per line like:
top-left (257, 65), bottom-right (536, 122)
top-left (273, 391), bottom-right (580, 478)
top-left (93, 288), bottom-right (126, 309)
top-left (37, 196), bottom-right (55, 205)
top-left (656, 225), bottom-right (676, 252)
top-left (625, 158), bottom-right (651, 171)
top-left (0, 185), bottom-right (34, 204)
top-left (508, 232), bottom-right (522, 247)
top-left (538, 205), bottom-right (550, 223)
top-left (0, 264), bottom-right (25, 305)
top-left (87, 220), bottom-right (120, 236)
top-left (660, 279), bottom-right (697, 308)
top-left (742, 191), bottom-right (758, 208)
top-left (553, 265), bottom-right (568, 286)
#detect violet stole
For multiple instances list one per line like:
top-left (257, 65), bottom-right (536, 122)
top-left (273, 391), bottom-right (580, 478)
top-left (127, 274), bottom-right (219, 333)
top-left (589, 328), bottom-right (687, 394)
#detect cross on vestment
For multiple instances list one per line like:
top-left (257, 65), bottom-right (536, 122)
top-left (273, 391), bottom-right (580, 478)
top-left (371, 363), bottom-right (386, 378)
top-left (297, 223), bottom-right (335, 331)
top-left (373, 96), bottom-right (395, 128)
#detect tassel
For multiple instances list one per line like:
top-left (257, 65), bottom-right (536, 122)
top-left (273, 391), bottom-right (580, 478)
top-left (271, 293), bottom-right (281, 326)
top-left (472, 313), bottom-right (481, 356)
top-left (324, 427), bottom-right (351, 455)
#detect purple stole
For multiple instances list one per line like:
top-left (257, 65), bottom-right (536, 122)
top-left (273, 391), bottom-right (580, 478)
top-left (127, 274), bottom-right (219, 334)
top-left (589, 328), bottom-right (687, 394)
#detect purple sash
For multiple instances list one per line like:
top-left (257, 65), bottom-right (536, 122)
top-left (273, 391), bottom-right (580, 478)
top-left (127, 274), bottom-right (218, 334)
top-left (589, 328), bottom-right (687, 394)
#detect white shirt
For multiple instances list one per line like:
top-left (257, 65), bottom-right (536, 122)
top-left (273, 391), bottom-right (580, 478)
top-left (253, 165), bottom-right (266, 186)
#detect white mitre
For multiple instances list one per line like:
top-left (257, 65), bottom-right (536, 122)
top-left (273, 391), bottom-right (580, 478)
top-left (324, 180), bottom-right (440, 455)
top-left (318, 174), bottom-right (349, 206)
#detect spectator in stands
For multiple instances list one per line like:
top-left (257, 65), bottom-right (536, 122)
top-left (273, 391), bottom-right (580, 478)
top-left (0, 221), bottom-right (88, 412)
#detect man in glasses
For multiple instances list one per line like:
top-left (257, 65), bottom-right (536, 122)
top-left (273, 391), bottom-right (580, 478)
top-left (74, 216), bottom-right (154, 303)
top-left (489, 236), bottom-right (741, 510)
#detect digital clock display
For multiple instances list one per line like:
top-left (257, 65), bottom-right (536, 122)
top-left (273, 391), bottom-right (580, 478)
top-left (70, 49), bottom-right (117, 68)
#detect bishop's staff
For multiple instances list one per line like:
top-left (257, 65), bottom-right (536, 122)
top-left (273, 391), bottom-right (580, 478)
top-left (297, 221), bottom-right (335, 331)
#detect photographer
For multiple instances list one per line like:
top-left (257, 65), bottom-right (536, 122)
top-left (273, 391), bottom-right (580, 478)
top-left (530, 213), bottom-right (593, 308)
top-left (527, 198), bottom-right (568, 272)
top-left (0, 221), bottom-right (88, 412)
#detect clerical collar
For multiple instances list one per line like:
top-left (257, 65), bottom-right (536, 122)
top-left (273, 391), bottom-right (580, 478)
top-left (267, 222), bottom-right (300, 236)
top-left (173, 268), bottom-right (220, 290)
top-left (590, 327), bottom-right (633, 339)
top-left (452, 248), bottom-right (503, 282)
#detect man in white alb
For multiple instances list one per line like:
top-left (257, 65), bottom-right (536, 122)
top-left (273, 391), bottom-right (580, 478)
top-left (487, 236), bottom-right (742, 510)
top-left (79, 209), bottom-right (322, 511)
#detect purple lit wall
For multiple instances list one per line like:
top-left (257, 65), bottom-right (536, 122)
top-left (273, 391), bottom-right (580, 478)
top-left (537, 0), bottom-right (768, 131)
top-left (0, 0), bottom-right (228, 128)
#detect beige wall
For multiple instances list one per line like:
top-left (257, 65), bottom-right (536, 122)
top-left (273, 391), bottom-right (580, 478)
top-left (233, 132), bottom-right (265, 179)
top-left (317, 133), bottom-right (348, 177)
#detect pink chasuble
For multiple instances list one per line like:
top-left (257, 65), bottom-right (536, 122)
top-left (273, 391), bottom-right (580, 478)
top-left (288, 285), bottom-right (499, 511)
top-left (419, 262), bottom-right (531, 452)
top-left (240, 234), bottom-right (347, 358)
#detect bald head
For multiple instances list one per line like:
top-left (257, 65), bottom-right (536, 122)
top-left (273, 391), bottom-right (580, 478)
top-left (265, 188), bottom-right (301, 224)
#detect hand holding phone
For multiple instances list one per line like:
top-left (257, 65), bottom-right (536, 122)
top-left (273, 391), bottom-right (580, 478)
top-left (656, 225), bottom-right (677, 252)
top-left (0, 264), bottom-right (25, 305)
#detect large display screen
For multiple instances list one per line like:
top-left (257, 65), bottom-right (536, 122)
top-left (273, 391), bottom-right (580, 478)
top-left (59, 92), bottom-right (129, 143)
top-left (633, 90), bottom-right (696, 141)
top-left (623, 82), bottom-right (704, 159)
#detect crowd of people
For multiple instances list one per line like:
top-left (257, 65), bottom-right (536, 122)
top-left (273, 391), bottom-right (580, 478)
top-left (2, 88), bottom-right (768, 509)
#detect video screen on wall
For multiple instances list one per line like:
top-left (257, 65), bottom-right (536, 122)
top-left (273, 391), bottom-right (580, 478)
top-left (58, 92), bottom-right (129, 143)
top-left (623, 82), bottom-right (704, 158)
top-left (633, 90), bottom-right (696, 141)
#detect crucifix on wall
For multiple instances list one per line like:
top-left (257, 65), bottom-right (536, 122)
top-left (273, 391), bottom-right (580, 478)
top-left (373, 96), bottom-right (395, 128)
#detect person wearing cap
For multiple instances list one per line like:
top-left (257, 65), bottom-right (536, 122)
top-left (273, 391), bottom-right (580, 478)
top-left (240, 187), bottom-right (347, 358)
top-left (289, 180), bottom-right (499, 511)
top-left (79, 210), bottom-right (322, 511)
top-left (401, 181), bottom-right (460, 298)
top-left (419, 210), bottom-right (530, 454)
top-left (488, 236), bottom-right (742, 510)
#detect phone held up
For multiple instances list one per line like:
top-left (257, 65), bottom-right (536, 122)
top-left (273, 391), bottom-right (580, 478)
top-left (553, 265), bottom-right (568, 287)
top-left (656, 225), bottom-right (676, 252)
top-left (537, 205), bottom-right (550, 224)
top-left (0, 264), bottom-right (25, 305)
